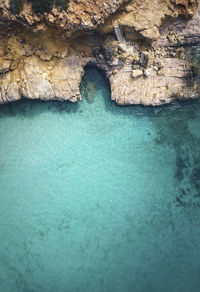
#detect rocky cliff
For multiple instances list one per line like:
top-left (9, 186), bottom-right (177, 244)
top-left (0, 0), bottom-right (200, 106)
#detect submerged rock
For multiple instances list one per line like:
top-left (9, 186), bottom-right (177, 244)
top-left (83, 82), bottom-right (95, 104)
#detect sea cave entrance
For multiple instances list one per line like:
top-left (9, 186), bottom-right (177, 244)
top-left (80, 64), bottom-right (111, 104)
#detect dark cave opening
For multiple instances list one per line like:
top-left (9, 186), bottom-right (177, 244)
top-left (80, 63), bottom-right (111, 104)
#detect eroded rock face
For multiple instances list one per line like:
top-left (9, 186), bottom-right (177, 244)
top-left (0, 0), bottom-right (128, 32)
top-left (0, 0), bottom-right (200, 106)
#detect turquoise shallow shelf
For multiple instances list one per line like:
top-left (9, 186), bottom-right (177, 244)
top-left (0, 67), bottom-right (200, 292)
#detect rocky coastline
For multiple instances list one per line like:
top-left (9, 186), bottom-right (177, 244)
top-left (0, 0), bottom-right (200, 106)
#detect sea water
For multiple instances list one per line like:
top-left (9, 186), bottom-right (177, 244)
top-left (0, 67), bottom-right (200, 292)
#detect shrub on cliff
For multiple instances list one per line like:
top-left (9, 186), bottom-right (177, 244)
top-left (28, 0), bottom-right (54, 14)
top-left (28, 0), bottom-right (70, 13)
top-left (10, 0), bottom-right (23, 14)
top-left (11, 0), bottom-right (70, 15)
top-left (55, 0), bottom-right (69, 10)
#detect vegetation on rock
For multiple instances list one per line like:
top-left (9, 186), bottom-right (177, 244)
top-left (10, 0), bottom-right (23, 14)
top-left (28, 0), bottom-right (54, 14)
top-left (11, 0), bottom-right (69, 14)
top-left (55, 0), bottom-right (69, 10)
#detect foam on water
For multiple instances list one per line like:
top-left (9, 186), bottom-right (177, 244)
top-left (0, 67), bottom-right (200, 292)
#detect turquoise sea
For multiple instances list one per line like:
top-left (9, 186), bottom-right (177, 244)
top-left (0, 67), bottom-right (200, 292)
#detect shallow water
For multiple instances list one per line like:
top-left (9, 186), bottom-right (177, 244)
top-left (0, 67), bottom-right (200, 292)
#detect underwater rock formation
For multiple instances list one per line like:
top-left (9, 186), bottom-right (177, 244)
top-left (0, 0), bottom-right (200, 106)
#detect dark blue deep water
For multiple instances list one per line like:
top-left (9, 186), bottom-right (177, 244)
top-left (0, 67), bottom-right (200, 292)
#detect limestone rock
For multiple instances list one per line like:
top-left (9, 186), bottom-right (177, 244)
top-left (21, 77), bottom-right (55, 100)
top-left (110, 57), bottom-right (200, 106)
top-left (0, 0), bottom-right (129, 33)
top-left (132, 69), bottom-right (143, 78)
top-left (0, 0), bottom-right (199, 106)
top-left (0, 59), bottom-right (11, 73)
